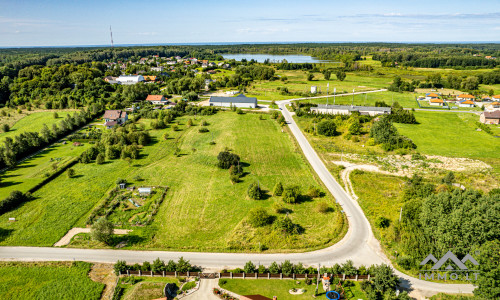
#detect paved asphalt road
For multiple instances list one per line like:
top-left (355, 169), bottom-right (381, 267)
top-left (0, 100), bottom-right (474, 297)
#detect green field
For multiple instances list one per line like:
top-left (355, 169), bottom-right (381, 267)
top-left (350, 171), bottom-right (404, 249)
top-left (300, 91), bottom-right (419, 108)
top-left (0, 142), bottom-right (89, 199)
top-left (0, 112), bottom-right (346, 251)
top-left (246, 70), bottom-right (391, 101)
top-left (219, 279), bottom-right (366, 300)
top-left (0, 261), bottom-right (104, 300)
top-left (394, 111), bottom-right (500, 161)
top-left (0, 111), bottom-right (73, 143)
top-left (116, 277), bottom-right (179, 300)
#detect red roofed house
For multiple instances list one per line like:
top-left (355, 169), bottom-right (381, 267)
top-left (425, 93), bottom-right (440, 100)
top-left (492, 95), bottom-right (500, 101)
top-left (146, 95), bottom-right (168, 105)
top-left (429, 98), bottom-right (445, 106)
top-left (457, 94), bottom-right (476, 101)
top-left (103, 110), bottom-right (128, 129)
top-left (459, 100), bottom-right (475, 108)
top-left (480, 111), bottom-right (500, 124)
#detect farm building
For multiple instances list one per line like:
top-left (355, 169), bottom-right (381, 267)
top-left (429, 98), bottom-right (445, 106)
top-left (103, 110), bottom-right (128, 129)
top-left (480, 111), bottom-right (500, 124)
top-left (310, 104), bottom-right (391, 116)
top-left (209, 94), bottom-right (258, 108)
top-left (457, 94), bottom-right (475, 101)
top-left (459, 100), bottom-right (475, 108)
top-left (146, 95), bottom-right (168, 105)
top-left (116, 75), bottom-right (145, 85)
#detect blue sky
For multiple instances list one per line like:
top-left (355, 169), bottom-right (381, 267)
top-left (0, 0), bottom-right (499, 47)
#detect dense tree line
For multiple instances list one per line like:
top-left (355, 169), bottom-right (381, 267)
top-left (373, 52), bottom-right (498, 69)
top-left (0, 105), bottom-right (104, 169)
top-left (370, 116), bottom-right (416, 151)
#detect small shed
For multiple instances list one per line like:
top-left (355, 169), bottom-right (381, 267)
top-left (138, 187), bottom-right (152, 196)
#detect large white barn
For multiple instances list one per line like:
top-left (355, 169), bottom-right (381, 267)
top-left (116, 75), bottom-right (145, 85)
top-left (209, 94), bottom-right (258, 108)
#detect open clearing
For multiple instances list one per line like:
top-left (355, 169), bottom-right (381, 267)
top-left (0, 110), bottom-right (73, 143)
top-left (0, 142), bottom-right (89, 199)
top-left (0, 112), bottom-right (346, 252)
top-left (394, 111), bottom-right (500, 169)
top-left (0, 261), bottom-right (104, 300)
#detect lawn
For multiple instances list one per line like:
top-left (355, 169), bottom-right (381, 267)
top-left (0, 110), bottom-right (74, 143)
top-left (116, 277), bottom-right (179, 300)
top-left (0, 261), bottom-right (104, 300)
top-left (394, 111), bottom-right (500, 161)
top-left (0, 141), bottom-right (89, 199)
top-left (219, 278), bottom-right (366, 300)
top-left (0, 112), bottom-right (346, 252)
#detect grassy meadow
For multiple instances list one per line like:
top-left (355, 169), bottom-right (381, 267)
top-left (0, 110), bottom-right (73, 143)
top-left (394, 111), bottom-right (500, 168)
top-left (219, 278), bottom-right (366, 300)
top-left (0, 112), bottom-right (346, 252)
top-left (0, 261), bottom-right (104, 300)
top-left (0, 142), bottom-right (89, 199)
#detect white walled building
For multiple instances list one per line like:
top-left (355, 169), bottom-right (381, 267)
top-left (116, 75), bottom-right (145, 85)
top-left (209, 94), bottom-right (258, 108)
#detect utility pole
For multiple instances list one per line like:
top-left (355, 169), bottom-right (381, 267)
top-left (334, 87), bottom-right (336, 105)
top-left (326, 83), bottom-right (329, 106)
top-left (352, 88), bottom-right (355, 106)
top-left (109, 26), bottom-right (114, 48)
top-left (399, 207), bottom-right (403, 222)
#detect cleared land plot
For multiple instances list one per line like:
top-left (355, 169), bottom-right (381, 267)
top-left (0, 261), bottom-right (104, 300)
top-left (0, 111), bottom-right (73, 143)
top-left (300, 91), bottom-right (418, 108)
top-left (394, 111), bottom-right (500, 161)
top-left (0, 142), bottom-right (89, 199)
top-left (1, 112), bottom-right (346, 252)
top-left (219, 279), bottom-right (366, 300)
top-left (246, 70), bottom-right (391, 101)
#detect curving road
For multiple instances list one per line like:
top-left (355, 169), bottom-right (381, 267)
top-left (0, 101), bottom-right (474, 297)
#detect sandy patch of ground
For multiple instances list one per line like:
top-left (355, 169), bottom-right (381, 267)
top-left (54, 228), bottom-right (132, 247)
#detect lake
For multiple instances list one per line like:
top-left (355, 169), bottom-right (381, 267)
top-left (222, 53), bottom-right (334, 63)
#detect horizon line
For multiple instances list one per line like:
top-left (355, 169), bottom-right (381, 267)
top-left (1, 40), bottom-right (500, 49)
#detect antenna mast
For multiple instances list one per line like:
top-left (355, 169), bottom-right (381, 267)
top-left (110, 26), bottom-right (114, 48)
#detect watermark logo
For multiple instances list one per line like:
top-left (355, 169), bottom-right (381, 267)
top-left (419, 251), bottom-right (479, 281)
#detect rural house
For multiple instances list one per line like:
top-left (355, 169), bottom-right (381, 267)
top-left (209, 94), bottom-right (258, 108)
top-left (429, 98), bottom-right (445, 106)
top-left (146, 95), bottom-right (168, 105)
top-left (457, 94), bottom-right (475, 101)
top-left (103, 110), bottom-right (128, 129)
top-left (310, 104), bottom-right (391, 116)
top-left (425, 93), bottom-right (440, 100)
top-left (492, 95), bottom-right (500, 101)
top-left (480, 111), bottom-right (500, 124)
top-left (459, 100), bottom-right (475, 108)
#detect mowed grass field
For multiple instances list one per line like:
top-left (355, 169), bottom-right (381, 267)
top-left (119, 277), bottom-right (179, 300)
top-left (0, 142), bottom-right (89, 199)
top-left (245, 69), bottom-right (392, 101)
top-left (394, 111), bottom-right (500, 166)
top-left (219, 279), bottom-right (366, 300)
top-left (0, 110), bottom-right (73, 143)
top-left (0, 261), bottom-right (104, 300)
top-left (0, 112), bottom-right (346, 252)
